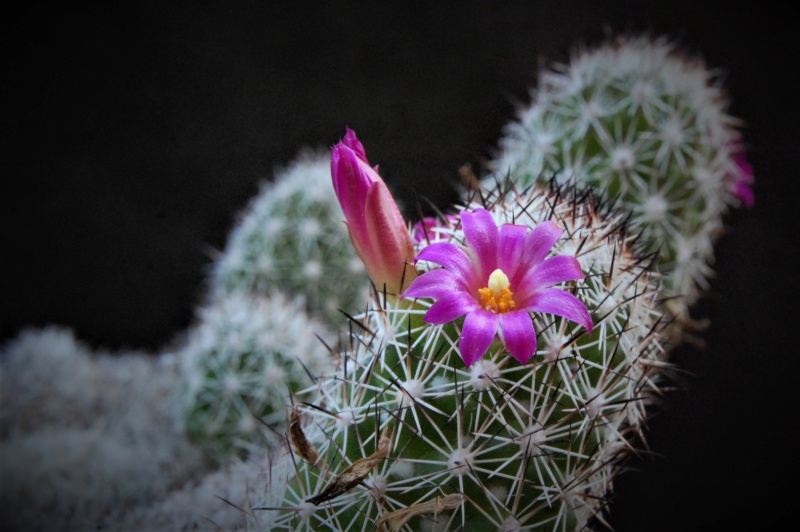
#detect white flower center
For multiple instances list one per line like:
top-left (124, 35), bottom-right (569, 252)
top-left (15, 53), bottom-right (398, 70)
top-left (487, 268), bottom-right (510, 293)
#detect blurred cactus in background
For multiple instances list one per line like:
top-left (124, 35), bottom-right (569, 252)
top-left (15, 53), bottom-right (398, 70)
top-left (209, 150), bottom-right (369, 328)
top-left (492, 35), bottom-right (754, 327)
top-left (180, 290), bottom-right (337, 460)
top-left (0, 327), bottom-right (205, 531)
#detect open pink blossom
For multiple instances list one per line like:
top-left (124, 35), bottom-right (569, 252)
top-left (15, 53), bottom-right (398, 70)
top-left (403, 208), bottom-right (592, 367)
top-left (331, 129), bottom-right (417, 295)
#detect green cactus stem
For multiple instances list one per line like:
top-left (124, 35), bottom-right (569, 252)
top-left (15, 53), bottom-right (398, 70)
top-left (255, 178), bottom-right (669, 531)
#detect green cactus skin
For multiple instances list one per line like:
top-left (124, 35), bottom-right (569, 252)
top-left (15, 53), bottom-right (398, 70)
top-left (492, 35), bottom-right (750, 324)
top-left (210, 150), bottom-right (368, 328)
top-left (181, 291), bottom-right (337, 460)
top-left (255, 179), bottom-right (669, 531)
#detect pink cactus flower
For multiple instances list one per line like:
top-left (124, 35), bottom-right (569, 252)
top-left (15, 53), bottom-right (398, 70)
top-left (403, 208), bottom-right (592, 367)
top-left (331, 129), bottom-right (417, 295)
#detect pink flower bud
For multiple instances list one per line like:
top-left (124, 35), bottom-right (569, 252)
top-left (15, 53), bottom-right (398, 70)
top-left (331, 129), bottom-right (417, 294)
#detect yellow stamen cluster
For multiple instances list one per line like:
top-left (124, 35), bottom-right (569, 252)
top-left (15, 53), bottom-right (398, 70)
top-left (479, 268), bottom-right (516, 314)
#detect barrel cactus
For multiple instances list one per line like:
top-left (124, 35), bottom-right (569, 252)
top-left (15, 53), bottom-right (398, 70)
top-left (250, 131), bottom-right (669, 531)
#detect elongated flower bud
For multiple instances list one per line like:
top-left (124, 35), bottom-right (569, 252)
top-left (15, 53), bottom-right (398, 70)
top-left (331, 129), bottom-right (417, 295)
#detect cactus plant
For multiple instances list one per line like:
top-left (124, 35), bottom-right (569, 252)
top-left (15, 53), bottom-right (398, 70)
top-left (0, 327), bottom-right (204, 531)
top-left (0, 30), bottom-right (757, 532)
top-left (254, 131), bottom-right (669, 531)
top-left (210, 149), bottom-right (368, 327)
top-left (180, 290), bottom-right (337, 459)
top-left (491, 35), bottom-right (754, 324)
top-left (185, 33), bottom-right (757, 527)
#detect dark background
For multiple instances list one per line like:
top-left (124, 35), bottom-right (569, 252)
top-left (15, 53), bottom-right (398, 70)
top-left (3, 1), bottom-right (799, 530)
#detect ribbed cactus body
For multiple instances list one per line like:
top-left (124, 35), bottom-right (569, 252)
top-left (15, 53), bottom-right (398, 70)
top-left (181, 291), bottom-right (337, 459)
top-left (210, 150), bottom-right (368, 327)
top-left (493, 35), bottom-right (749, 320)
top-left (260, 179), bottom-right (667, 531)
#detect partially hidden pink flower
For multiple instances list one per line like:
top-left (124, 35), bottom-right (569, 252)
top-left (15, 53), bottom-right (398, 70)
top-left (410, 214), bottom-right (459, 244)
top-left (403, 208), bottom-right (593, 367)
top-left (331, 129), bottom-right (417, 295)
top-left (732, 151), bottom-right (755, 209)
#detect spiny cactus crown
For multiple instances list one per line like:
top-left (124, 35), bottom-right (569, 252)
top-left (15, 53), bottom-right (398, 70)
top-left (253, 178), bottom-right (669, 531)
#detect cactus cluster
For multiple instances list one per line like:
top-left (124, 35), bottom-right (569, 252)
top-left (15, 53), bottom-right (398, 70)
top-left (0, 33), bottom-right (753, 532)
top-left (492, 35), bottom-right (752, 323)
top-left (239, 35), bottom-right (753, 530)
top-left (180, 35), bottom-right (753, 530)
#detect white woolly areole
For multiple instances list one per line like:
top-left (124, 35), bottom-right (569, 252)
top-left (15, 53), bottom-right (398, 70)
top-left (447, 448), bottom-right (474, 476)
top-left (469, 358), bottom-right (500, 390)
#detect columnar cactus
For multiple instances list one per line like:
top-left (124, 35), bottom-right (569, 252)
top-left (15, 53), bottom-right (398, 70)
top-left (210, 149), bottom-right (368, 327)
top-left (253, 132), bottom-right (669, 531)
top-left (492, 35), bottom-right (754, 323)
top-left (180, 291), bottom-right (337, 459)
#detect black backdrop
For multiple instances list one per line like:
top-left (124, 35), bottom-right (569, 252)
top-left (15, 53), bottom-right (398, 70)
top-left (4, 2), bottom-right (799, 530)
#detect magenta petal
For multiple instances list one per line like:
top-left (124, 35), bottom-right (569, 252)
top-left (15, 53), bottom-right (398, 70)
top-left (735, 181), bottom-right (755, 208)
top-left (363, 180), bottom-right (416, 292)
top-left (342, 128), bottom-right (368, 163)
top-left (499, 311), bottom-right (537, 364)
top-left (520, 220), bottom-right (563, 271)
top-left (461, 209), bottom-right (498, 280)
top-left (518, 255), bottom-right (585, 301)
top-left (527, 288), bottom-right (593, 333)
top-left (424, 292), bottom-right (479, 325)
top-left (331, 144), bottom-right (372, 227)
top-left (415, 242), bottom-right (476, 286)
top-left (460, 310), bottom-right (499, 367)
top-left (498, 223), bottom-right (528, 286)
top-left (403, 268), bottom-right (463, 300)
